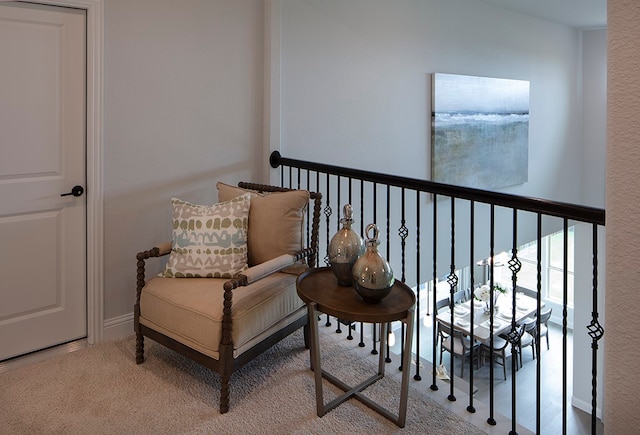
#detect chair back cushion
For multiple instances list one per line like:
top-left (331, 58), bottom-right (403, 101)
top-left (217, 182), bottom-right (310, 266)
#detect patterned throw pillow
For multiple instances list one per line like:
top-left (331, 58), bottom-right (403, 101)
top-left (162, 194), bottom-right (251, 278)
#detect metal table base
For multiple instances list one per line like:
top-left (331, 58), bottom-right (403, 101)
top-left (308, 302), bottom-right (415, 428)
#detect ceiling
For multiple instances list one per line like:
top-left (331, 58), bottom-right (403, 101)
top-left (480, 0), bottom-right (607, 29)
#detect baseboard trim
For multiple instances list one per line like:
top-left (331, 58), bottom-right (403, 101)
top-left (571, 396), bottom-right (603, 419)
top-left (103, 313), bottom-right (134, 341)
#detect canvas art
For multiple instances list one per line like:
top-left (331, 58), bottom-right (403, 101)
top-left (431, 73), bottom-right (530, 190)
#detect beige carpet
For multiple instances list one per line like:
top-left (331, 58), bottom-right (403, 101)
top-left (0, 328), bottom-right (485, 434)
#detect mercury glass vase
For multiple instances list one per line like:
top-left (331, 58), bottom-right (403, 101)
top-left (352, 223), bottom-right (394, 303)
top-left (328, 204), bottom-right (365, 286)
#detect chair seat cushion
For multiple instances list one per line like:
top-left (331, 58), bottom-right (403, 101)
top-left (492, 336), bottom-right (508, 350)
top-left (520, 333), bottom-right (534, 347)
top-left (139, 271), bottom-right (305, 360)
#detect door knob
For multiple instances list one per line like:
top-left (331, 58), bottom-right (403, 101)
top-left (60, 185), bottom-right (84, 197)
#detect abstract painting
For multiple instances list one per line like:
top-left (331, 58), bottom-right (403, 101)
top-left (431, 73), bottom-right (530, 190)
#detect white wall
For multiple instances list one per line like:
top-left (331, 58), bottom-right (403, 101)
top-left (582, 28), bottom-right (607, 208)
top-left (277, 0), bottom-right (585, 205)
top-left (103, 0), bottom-right (264, 322)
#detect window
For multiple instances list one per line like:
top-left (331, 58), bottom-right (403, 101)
top-left (516, 227), bottom-right (574, 307)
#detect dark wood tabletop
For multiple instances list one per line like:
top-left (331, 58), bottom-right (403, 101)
top-left (296, 267), bottom-right (415, 324)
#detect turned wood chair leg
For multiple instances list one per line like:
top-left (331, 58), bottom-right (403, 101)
top-left (220, 374), bottom-right (231, 414)
top-left (135, 333), bottom-right (145, 364)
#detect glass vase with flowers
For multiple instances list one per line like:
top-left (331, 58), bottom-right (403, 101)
top-left (474, 284), bottom-right (507, 314)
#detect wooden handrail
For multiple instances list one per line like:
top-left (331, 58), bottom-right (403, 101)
top-left (270, 151), bottom-right (605, 225)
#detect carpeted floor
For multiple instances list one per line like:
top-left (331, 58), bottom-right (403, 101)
top-left (0, 328), bottom-right (486, 434)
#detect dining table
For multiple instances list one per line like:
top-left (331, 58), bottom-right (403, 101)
top-left (436, 292), bottom-right (542, 344)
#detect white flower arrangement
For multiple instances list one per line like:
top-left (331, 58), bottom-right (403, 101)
top-left (474, 284), bottom-right (492, 302)
top-left (474, 284), bottom-right (508, 302)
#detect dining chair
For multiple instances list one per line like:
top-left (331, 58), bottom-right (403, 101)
top-left (519, 318), bottom-right (537, 364)
top-left (438, 321), bottom-right (479, 378)
top-left (463, 287), bottom-right (472, 301)
top-left (520, 307), bottom-right (552, 357)
top-left (483, 324), bottom-right (526, 379)
top-left (481, 335), bottom-right (510, 380)
top-left (537, 307), bottom-right (553, 350)
top-left (434, 299), bottom-right (452, 360)
top-left (515, 286), bottom-right (538, 299)
top-left (435, 297), bottom-right (451, 314)
top-left (453, 289), bottom-right (467, 305)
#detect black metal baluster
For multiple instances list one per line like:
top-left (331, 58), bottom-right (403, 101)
top-left (563, 218), bottom-right (569, 435)
top-left (430, 194), bottom-right (439, 391)
top-left (536, 213), bottom-right (543, 432)
top-left (324, 174), bottom-right (332, 267)
top-left (487, 204), bottom-right (496, 426)
top-left (414, 190), bottom-right (422, 381)
top-left (467, 200), bottom-right (476, 413)
top-left (335, 176), bottom-right (342, 335)
top-left (385, 184), bottom-right (392, 364)
top-left (305, 169), bottom-right (311, 252)
top-left (371, 183), bottom-right (379, 356)
top-left (315, 171), bottom-right (320, 267)
top-left (508, 209), bottom-right (522, 435)
top-left (324, 174), bottom-right (332, 327)
top-left (448, 197), bottom-right (458, 402)
top-left (588, 223), bottom-right (604, 435)
top-left (398, 188), bottom-right (408, 371)
top-left (346, 178), bottom-right (354, 341)
top-left (359, 179), bottom-right (366, 348)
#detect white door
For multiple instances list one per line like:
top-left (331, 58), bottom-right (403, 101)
top-left (0, 2), bottom-right (86, 361)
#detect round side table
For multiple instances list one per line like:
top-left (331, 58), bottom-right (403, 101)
top-left (296, 267), bottom-right (416, 428)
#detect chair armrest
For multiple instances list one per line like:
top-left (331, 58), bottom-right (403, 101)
top-left (242, 254), bottom-right (296, 284)
top-left (136, 241), bottom-right (172, 261)
top-left (135, 241), bottom-right (172, 302)
top-left (222, 245), bottom-right (315, 290)
top-left (223, 254), bottom-right (297, 292)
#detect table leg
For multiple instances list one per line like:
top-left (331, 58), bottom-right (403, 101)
top-left (398, 305), bottom-right (415, 427)
top-left (379, 322), bottom-right (387, 376)
top-left (308, 302), bottom-right (325, 417)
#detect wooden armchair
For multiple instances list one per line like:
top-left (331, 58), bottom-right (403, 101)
top-left (134, 182), bottom-right (321, 413)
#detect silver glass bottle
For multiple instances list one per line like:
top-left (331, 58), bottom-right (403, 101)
top-left (352, 223), bottom-right (394, 303)
top-left (328, 204), bottom-right (365, 286)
